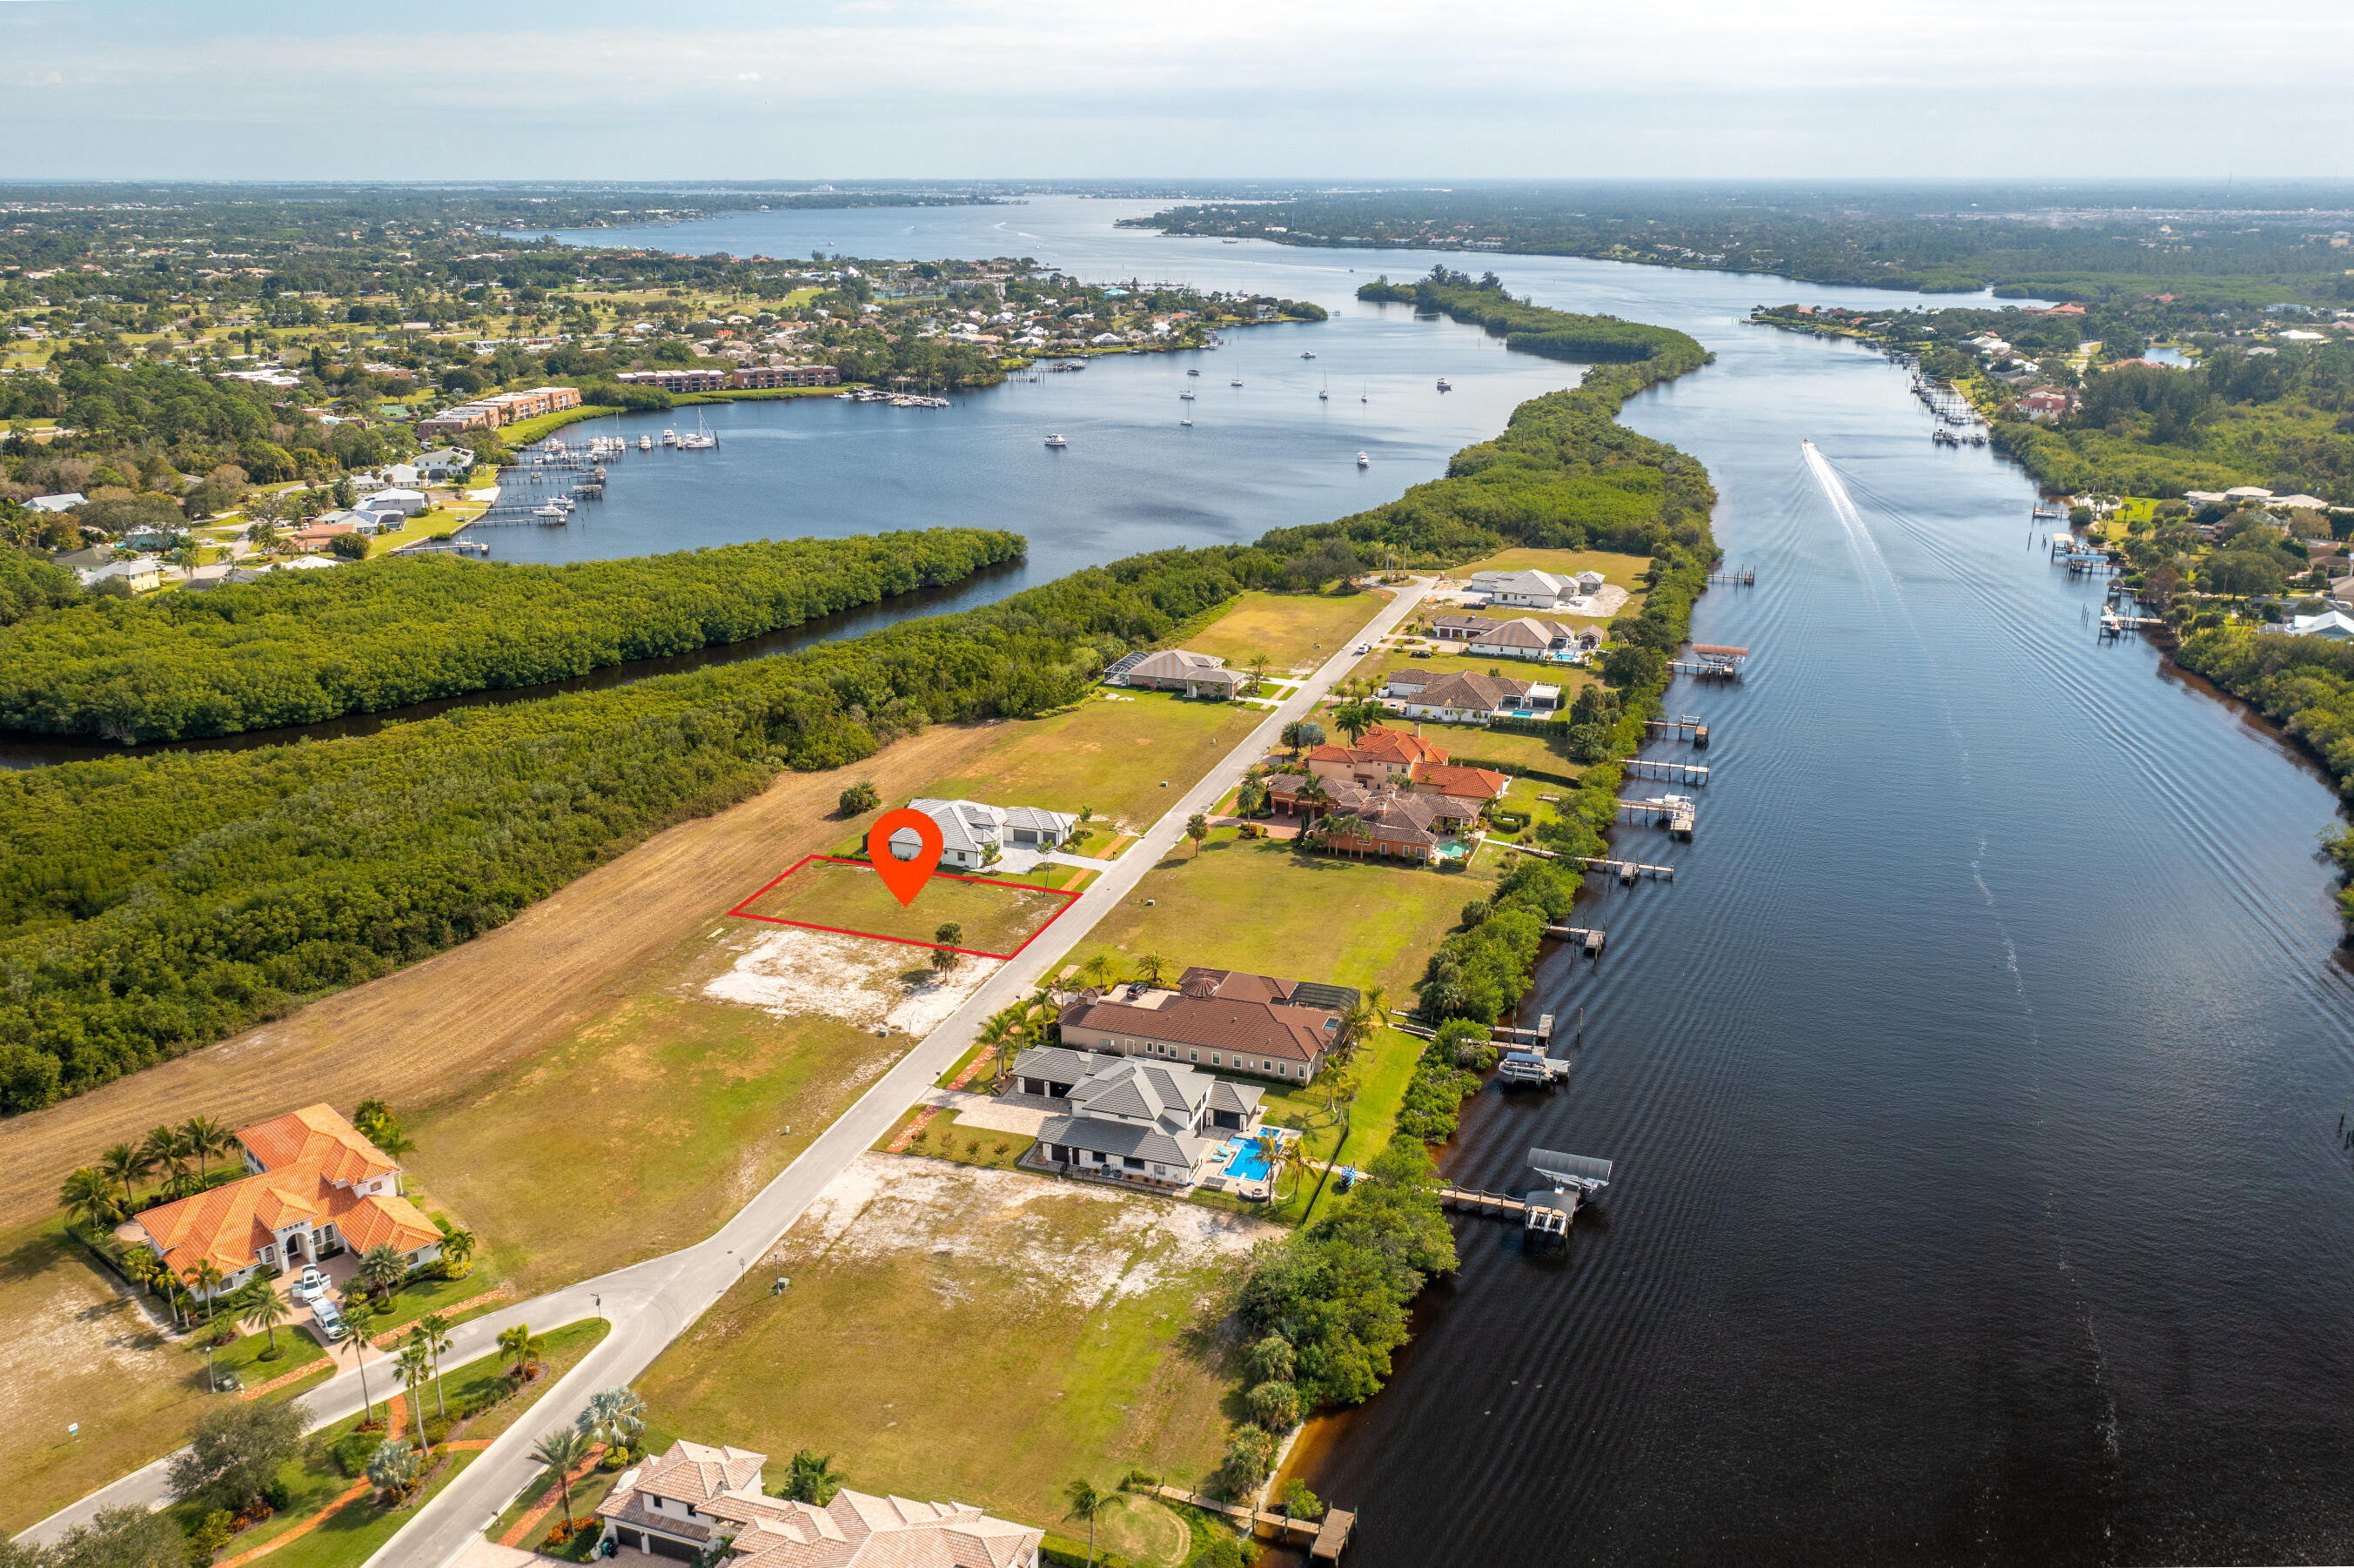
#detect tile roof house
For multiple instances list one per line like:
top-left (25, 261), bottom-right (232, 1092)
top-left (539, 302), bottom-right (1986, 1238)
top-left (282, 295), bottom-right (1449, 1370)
top-left (1264, 775), bottom-right (1489, 861)
top-left (1056, 967), bottom-right (1356, 1085)
top-left (596, 1441), bottom-right (1043, 1567)
top-left (1380, 669), bottom-right (1560, 723)
top-left (1427, 613), bottom-right (1499, 642)
top-left (1020, 1047), bottom-right (1264, 1187)
top-left (132, 1104), bottom-right (441, 1303)
top-left (1304, 727), bottom-right (1509, 805)
top-left (1113, 648), bottom-right (1244, 699)
top-left (1468, 568), bottom-right (1587, 608)
top-left (891, 798), bottom-right (1079, 870)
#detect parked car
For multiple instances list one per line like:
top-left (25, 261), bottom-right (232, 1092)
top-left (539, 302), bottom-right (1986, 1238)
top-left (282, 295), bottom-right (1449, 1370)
top-left (292, 1267), bottom-right (328, 1303)
top-left (1354, 642), bottom-right (1371, 653)
top-left (311, 1297), bottom-right (347, 1342)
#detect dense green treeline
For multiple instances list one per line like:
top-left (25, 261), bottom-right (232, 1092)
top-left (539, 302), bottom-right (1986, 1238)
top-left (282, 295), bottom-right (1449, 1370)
top-left (1359, 269), bottom-right (1703, 363)
top-left (0, 529), bottom-right (1026, 741)
top-left (0, 546), bottom-right (1245, 1111)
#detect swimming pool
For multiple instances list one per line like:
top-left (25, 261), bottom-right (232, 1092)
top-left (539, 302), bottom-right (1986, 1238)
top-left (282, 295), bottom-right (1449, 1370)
top-left (1224, 1141), bottom-right (1274, 1182)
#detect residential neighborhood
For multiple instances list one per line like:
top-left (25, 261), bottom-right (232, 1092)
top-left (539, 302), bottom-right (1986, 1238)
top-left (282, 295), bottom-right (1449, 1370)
top-left (1056, 966), bottom-right (1358, 1084)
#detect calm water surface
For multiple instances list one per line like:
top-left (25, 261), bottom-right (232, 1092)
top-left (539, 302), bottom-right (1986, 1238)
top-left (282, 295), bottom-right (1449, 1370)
top-left (104, 204), bottom-right (2354, 1558)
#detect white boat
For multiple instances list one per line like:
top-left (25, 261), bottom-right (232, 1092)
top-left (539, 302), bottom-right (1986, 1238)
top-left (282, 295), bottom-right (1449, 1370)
top-left (1231, 379), bottom-right (1244, 387)
top-left (1319, 374), bottom-right (1329, 401)
top-left (1186, 368), bottom-right (1200, 377)
top-left (533, 503), bottom-right (567, 520)
top-left (1180, 391), bottom-right (1196, 400)
top-left (1044, 433), bottom-right (1067, 448)
top-left (661, 428), bottom-right (679, 446)
top-left (1301, 352), bottom-right (1316, 359)
top-left (1181, 416), bottom-right (1192, 426)
top-left (638, 435), bottom-right (653, 451)
top-left (1357, 452), bottom-right (1370, 468)
top-left (1437, 377), bottom-right (1452, 392)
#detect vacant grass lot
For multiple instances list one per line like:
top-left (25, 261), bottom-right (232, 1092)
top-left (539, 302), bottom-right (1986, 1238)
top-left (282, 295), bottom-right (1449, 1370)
top-left (1184, 588), bottom-right (1392, 673)
top-left (916, 691), bottom-right (1264, 837)
top-left (632, 1156), bottom-right (1264, 1568)
top-left (735, 857), bottom-right (1074, 956)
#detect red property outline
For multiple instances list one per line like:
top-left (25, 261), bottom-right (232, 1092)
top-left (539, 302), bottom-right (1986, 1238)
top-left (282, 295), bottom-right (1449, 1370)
top-left (725, 854), bottom-right (1083, 961)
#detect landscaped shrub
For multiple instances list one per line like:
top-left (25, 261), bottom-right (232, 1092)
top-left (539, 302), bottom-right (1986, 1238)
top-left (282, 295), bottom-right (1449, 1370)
top-left (332, 1431), bottom-right (379, 1478)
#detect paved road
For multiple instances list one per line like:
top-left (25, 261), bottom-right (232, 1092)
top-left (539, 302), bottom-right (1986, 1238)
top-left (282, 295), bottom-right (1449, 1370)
top-left (17, 579), bottom-right (1429, 1563)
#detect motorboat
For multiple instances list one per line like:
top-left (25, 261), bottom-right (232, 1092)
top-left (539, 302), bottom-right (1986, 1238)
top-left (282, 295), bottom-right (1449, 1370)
top-left (1357, 452), bottom-right (1370, 468)
top-left (638, 435), bottom-right (653, 451)
top-left (1436, 377), bottom-right (1452, 392)
top-left (661, 428), bottom-right (679, 446)
top-left (1186, 368), bottom-right (1200, 377)
top-left (1181, 416), bottom-right (1192, 426)
top-left (1044, 433), bottom-right (1067, 447)
top-left (1231, 379), bottom-right (1244, 387)
top-left (1180, 391), bottom-right (1196, 400)
top-left (1301, 352), bottom-right (1316, 359)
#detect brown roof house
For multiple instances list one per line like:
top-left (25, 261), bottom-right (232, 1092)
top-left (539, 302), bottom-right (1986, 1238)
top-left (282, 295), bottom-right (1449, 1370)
top-left (1113, 648), bottom-right (1244, 699)
top-left (1266, 775), bottom-right (1488, 863)
top-left (1304, 727), bottom-right (1509, 806)
top-left (595, 1440), bottom-right (1043, 1567)
top-left (1381, 668), bottom-right (1561, 723)
top-left (132, 1104), bottom-right (441, 1307)
top-left (1056, 967), bottom-right (1358, 1085)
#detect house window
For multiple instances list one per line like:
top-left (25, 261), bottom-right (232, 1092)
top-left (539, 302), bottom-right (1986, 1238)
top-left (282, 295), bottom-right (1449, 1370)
top-left (1210, 1053), bottom-right (1220, 1066)
top-left (1261, 1060), bottom-right (1271, 1073)
top-left (1189, 1049), bottom-right (1198, 1062)
top-left (1123, 1156), bottom-right (1144, 1170)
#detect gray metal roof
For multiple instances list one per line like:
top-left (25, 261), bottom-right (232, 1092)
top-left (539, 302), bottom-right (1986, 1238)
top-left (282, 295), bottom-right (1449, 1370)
top-left (1010, 1046), bottom-right (1104, 1085)
top-left (1207, 1080), bottom-right (1263, 1117)
top-left (1529, 1147), bottom-right (1614, 1192)
top-left (1036, 1114), bottom-right (1206, 1171)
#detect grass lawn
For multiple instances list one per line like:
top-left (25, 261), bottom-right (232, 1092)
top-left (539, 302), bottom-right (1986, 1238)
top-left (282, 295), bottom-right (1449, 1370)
top-left (406, 981), bottom-right (909, 1302)
top-left (1374, 717), bottom-right (1582, 780)
top-left (875, 1113), bottom-right (1037, 1171)
top-left (1184, 589), bottom-right (1391, 674)
top-left (630, 1155), bottom-right (1270, 1568)
top-left (915, 691), bottom-right (1265, 838)
top-left (734, 857), bottom-right (1076, 958)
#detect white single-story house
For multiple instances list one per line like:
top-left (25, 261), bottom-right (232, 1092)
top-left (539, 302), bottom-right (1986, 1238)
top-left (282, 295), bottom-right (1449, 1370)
top-left (30, 493), bottom-right (84, 513)
top-left (1467, 568), bottom-right (1593, 608)
top-left (2284, 609), bottom-right (2354, 641)
top-left (890, 797), bottom-right (1079, 869)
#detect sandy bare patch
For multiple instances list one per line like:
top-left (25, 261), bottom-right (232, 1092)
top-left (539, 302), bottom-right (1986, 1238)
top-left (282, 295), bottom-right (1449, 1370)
top-left (701, 926), bottom-right (1000, 1035)
top-left (772, 1152), bottom-right (1276, 1310)
top-left (0, 1280), bottom-right (174, 1421)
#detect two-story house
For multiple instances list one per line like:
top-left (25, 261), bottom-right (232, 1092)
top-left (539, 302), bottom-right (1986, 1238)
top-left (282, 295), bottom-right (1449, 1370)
top-left (1020, 1046), bottom-right (1264, 1187)
top-left (132, 1103), bottom-right (442, 1304)
top-left (1054, 967), bottom-right (1358, 1085)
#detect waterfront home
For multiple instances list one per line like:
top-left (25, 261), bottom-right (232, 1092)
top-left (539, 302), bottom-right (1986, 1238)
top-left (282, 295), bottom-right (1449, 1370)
top-left (1266, 774), bottom-right (1486, 861)
top-left (2016, 386), bottom-right (2077, 422)
top-left (728, 365), bottom-right (840, 389)
top-left (889, 797), bottom-right (1078, 869)
top-left (77, 556), bottom-right (164, 593)
top-left (1467, 568), bottom-right (1599, 609)
top-left (1464, 615), bottom-right (1582, 661)
top-left (359, 487), bottom-right (427, 517)
top-left (595, 1441), bottom-right (1043, 1567)
top-left (1114, 647), bottom-right (1245, 699)
top-left (1381, 668), bottom-right (1560, 722)
top-left (1305, 724), bottom-right (1450, 786)
top-left (1021, 1046), bottom-right (1264, 1187)
top-left (1056, 967), bottom-right (1357, 1085)
top-left (131, 1104), bottom-right (441, 1307)
top-left (2281, 609), bottom-right (2354, 641)
top-left (29, 492), bottom-right (84, 513)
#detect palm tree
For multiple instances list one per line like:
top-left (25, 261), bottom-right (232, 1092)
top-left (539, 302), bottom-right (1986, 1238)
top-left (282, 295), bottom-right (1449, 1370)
top-left (366, 1437), bottom-right (420, 1499)
top-left (141, 1125), bottom-right (191, 1198)
top-left (781, 1448), bottom-right (845, 1504)
top-left (1063, 1478), bottom-right (1124, 1568)
top-left (1246, 652), bottom-right (1271, 694)
top-left (530, 1428), bottom-right (591, 1531)
top-left (58, 1167), bottom-right (118, 1230)
top-left (498, 1322), bottom-right (546, 1378)
top-left (414, 1314), bottom-right (455, 1418)
top-left (1332, 701), bottom-right (1380, 747)
top-left (1134, 953), bottom-right (1171, 988)
top-left (336, 1320), bottom-right (379, 1426)
top-left (99, 1142), bottom-right (151, 1214)
top-left (1080, 953), bottom-right (1117, 992)
top-left (577, 1386), bottom-right (647, 1464)
top-left (433, 1216), bottom-right (477, 1278)
top-left (240, 1279), bottom-right (293, 1357)
top-left (357, 1242), bottom-right (407, 1300)
top-left (1185, 813), bottom-right (1210, 855)
top-left (184, 1258), bottom-right (226, 1321)
top-left (178, 1116), bottom-right (232, 1185)
top-left (396, 1343), bottom-right (432, 1442)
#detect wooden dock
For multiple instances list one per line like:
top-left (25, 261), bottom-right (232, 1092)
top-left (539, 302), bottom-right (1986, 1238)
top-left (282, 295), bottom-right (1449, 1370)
top-left (1145, 1485), bottom-right (1357, 1559)
top-left (1619, 756), bottom-right (1710, 786)
top-left (1618, 794), bottom-right (1697, 841)
top-left (1498, 843), bottom-right (1673, 881)
top-left (2099, 612), bottom-right (2164, 638)
top-left (1646, 714), bottom-right (1709, 747)
top-left (1671, 644), bottom-right (1748, 680)
top-left (1544, 923), bottom-right (1607, 957)
top-left (1439, 1183), bottom-right (1579, 1236)
top-left (1705, 566), bottom-right (1757, 586)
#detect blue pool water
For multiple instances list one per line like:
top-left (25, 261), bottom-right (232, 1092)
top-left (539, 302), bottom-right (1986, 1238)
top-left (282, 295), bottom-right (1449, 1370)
top-left (1224, 1142), bottom-right (1274, 1182)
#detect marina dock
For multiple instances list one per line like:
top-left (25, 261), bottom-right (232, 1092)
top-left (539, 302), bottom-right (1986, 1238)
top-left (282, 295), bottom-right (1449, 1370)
top-left (1438, 1147), bottom-right (1615, 1243)
top-left (1670, 645), bottom-right (1749, 680)
top-left (1618, 756), bottom-right (1710, 786)
top-left (1646, 714), bottom-right (1712, 747)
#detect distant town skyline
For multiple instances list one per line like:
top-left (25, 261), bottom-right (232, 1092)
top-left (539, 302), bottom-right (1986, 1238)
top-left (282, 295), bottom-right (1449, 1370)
top-left (3, 0), bottom-right (2351, 181)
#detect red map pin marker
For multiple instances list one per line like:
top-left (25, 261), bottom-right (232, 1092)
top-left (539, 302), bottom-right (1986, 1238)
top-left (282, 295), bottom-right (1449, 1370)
top-left (868, 807), bottom-right (944, 908)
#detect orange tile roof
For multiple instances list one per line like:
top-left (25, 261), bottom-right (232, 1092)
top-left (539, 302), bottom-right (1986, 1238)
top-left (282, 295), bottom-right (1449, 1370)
top-left (135, 1102), bottom-right (432, 1282)
top-left (1416, 764), bottom-right (1511, 801)
top-left (238, 1104), bottom-right (397, 1186)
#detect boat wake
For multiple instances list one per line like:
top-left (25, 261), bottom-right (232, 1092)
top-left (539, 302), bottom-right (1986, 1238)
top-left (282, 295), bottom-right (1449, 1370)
top-left (1801, 438), bottom-right (1896, 594)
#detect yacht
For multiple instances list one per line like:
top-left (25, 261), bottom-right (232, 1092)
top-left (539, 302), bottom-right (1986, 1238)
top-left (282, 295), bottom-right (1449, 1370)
top-left (661, 428), bottom-right (679, 446)
top-left (533, 502), bottom-right (567, 521)
top-left (1043, 433), bottom-right (1067, 448)
top-left (1181, 415), bottom-right (1192, 427)
top-left (638, 435), bottom-right (653, 452)
top-left (1180, 391), bottom-right (1196, 400)
top-left (1436, 377), bottom-right (1452, 392)
top-left (1230, 379), bottom-right (1244, 387)
top-left (1357, 452), bottom-right (1370, 468)
top-left (1301, 352), bottom-right (1316, 359)
top-left (1186, 367), bottom-right (1200, 377)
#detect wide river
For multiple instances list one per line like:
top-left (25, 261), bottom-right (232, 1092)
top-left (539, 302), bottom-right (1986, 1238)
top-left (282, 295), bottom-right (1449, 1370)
top-left (143, 201), bottom-right (2354, 1557)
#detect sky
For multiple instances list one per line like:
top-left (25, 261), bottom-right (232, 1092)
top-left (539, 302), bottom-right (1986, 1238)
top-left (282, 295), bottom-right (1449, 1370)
top-left (4, 0), bottom-right (2353, 182)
